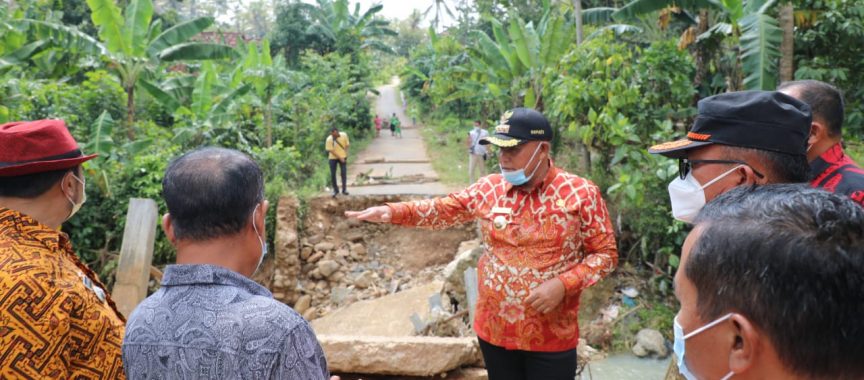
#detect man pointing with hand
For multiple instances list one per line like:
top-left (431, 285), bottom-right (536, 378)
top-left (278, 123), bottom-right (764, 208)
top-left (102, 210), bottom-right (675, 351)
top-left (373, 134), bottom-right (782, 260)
top-left (346, 108), bottom-right (618, 380)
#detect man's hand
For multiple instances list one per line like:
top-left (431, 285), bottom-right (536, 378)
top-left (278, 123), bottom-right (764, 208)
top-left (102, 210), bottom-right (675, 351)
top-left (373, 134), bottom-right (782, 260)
top-left (525, 277), bottom-right (566, 314)
top-left (345, 206), bottom-right (391, 223)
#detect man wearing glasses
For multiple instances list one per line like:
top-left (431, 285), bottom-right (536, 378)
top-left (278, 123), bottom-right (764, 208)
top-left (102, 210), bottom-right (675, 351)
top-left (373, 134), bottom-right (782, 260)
top-left (649, 90), bottom-right (813, 223)
top-left (649, 91), bottom-right (812, 379)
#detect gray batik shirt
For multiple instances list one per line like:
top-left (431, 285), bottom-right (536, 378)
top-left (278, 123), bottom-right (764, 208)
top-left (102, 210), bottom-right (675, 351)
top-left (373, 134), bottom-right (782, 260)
top-left (122, 264), bottom-right (329, 380)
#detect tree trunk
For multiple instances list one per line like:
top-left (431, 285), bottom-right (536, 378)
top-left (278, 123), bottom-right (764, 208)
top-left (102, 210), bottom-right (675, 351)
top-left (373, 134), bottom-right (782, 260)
top-left (573, 0), bottom-right (583, 44)
top-left (779, 3), bottom-right (795, 83)
top-left (126, 86), bottom-right (136, 140)
top-left (265, 99), bottom-right (273, 147)
top-left (692, 10), bottom-right (710, 109)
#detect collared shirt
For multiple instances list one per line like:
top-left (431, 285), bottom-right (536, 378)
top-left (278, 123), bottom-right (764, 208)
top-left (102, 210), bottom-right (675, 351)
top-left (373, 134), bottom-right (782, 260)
top-left (810, 142), bottom-right (864, 206)
top-left (0, 207), bottom-right (126, 379)
top-left (325, 132), bottom-right (350, 160)
top-left (123, 264), bottom-right (329, 380)
top-left (387, 162), bottom-right (618, 351)
top-left (469, 128), bottom-right (489, 156)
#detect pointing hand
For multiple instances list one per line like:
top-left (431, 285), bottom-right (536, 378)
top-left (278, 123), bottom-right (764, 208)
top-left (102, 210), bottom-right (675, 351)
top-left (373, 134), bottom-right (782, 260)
top-left (345, 206), bottom-right (392, 223)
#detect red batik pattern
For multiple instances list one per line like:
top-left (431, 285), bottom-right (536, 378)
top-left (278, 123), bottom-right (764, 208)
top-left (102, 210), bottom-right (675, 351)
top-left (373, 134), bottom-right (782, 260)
top-left (388, 163), bottom-right (617, 351)
top-left (0, 208), bottom-right (126, 379)
top-left (810, 143), bottom-right (864, 206)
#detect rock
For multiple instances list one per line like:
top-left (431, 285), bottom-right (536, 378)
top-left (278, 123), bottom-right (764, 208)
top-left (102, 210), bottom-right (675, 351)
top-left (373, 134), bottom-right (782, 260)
top-left (317, 260), bottom-right (341, 277)
top-left (302, 307), bottom-right (317, 321)
top-left (632, 328), bottom-right (669, 358)
top-left (307, 234), bottom-right (324, 245)
top-left (318, 335), bottom-right (479, 376)
top-left (309, 268), bottom-right (323, 280)
top-left (329, 271), bottom-right (346, 283)
top-left (347, 217), bottom-right (363, 228)
top-left (448, 367), bottom-right (489, 380)
top-left (307, 252), bottom-right (325, 263)
top-left (442, 245), bottom-right (484, 307)
top-left (312, 281), bottom-right (444, 336)
top-left (345, 231), bottom-right (365, 243)
top-left (350, 243), bottom-right (367, 257)
top-left (353, 270), bottom-right (376, 289)
top-left (314, 242), bottom-right (335, 252)
top-left (315, 280), bottom-right (329, 292)
top-left (294, 295), bottom-right (312, 315)
top-left (300, 247), bottom-right (313, 260)
top-left (335, 248), bottom-right (350, 258)
top-left (577, 338), bottom-right (607, 362)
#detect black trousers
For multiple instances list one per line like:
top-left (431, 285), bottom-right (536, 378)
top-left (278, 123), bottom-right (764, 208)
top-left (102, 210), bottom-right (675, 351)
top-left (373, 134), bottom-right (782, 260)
top-left (478, 338), bottom-right (577, 380)
top-left (329, 159), bottom-right (347, 193)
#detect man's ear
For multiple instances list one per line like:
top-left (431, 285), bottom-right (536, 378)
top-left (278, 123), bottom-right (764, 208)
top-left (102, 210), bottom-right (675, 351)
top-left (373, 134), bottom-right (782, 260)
top-left (162, 213), bottom-right (177, 245)
top-left (736, 165), bottom-right (760, 186)
top-left (809, 121), bottom-right (828, 145)
top-left (728, 314), bottom-right (759, 375)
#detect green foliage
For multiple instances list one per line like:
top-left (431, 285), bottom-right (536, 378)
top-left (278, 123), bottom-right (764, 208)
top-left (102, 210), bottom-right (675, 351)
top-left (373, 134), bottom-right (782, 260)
top-left (547, 35), bottom-right (695, 274)
top-left (793, 0), bottom-right (864, 137)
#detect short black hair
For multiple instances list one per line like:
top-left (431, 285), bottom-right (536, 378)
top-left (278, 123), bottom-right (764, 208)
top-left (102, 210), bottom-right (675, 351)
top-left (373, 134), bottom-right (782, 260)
top-left (778, 80), bottom-right (845, 137)
top-left (0, 167), bottom-right (79, 198)
top-left (688, 185), bottom-right (864, 379)
top-left (722, 146), bottom-right (810, 183)
top-left (162, 147), bottom-right (264, 241)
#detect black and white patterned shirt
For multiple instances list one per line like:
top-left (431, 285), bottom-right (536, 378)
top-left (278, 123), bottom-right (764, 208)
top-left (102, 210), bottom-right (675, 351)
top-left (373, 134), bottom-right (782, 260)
top-left (123, 264), bottom-right (329, 380)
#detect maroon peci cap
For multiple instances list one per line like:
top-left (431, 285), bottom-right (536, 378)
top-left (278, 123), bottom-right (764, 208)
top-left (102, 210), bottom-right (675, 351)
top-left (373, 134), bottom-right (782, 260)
top-left (0, 120), bottom-right (97, 177)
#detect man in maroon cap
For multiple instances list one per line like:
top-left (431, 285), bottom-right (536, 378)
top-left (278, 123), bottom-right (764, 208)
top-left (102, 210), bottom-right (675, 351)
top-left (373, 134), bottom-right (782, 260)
top-left (0, 120), bottom-right (126, 379)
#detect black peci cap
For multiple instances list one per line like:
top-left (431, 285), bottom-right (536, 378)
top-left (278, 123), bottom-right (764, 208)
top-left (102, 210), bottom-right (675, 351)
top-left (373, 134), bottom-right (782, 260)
top-left (479, 108), bottom-right (553, 148)
top-left (649, 91), bottom-right (812, 158)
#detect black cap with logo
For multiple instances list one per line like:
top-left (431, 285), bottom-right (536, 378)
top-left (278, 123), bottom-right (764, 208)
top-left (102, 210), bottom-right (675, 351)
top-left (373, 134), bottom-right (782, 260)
top-left (649, 90), bottom-right (812, 158)
top-left (479, 107), bottom-right (553, 147)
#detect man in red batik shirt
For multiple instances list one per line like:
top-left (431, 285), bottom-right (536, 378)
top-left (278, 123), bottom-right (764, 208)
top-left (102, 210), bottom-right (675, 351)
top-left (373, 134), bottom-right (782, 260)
top-left (346, 108), bottom-right (618, 380)
top-left (779, 80), bottom-right (864, 206)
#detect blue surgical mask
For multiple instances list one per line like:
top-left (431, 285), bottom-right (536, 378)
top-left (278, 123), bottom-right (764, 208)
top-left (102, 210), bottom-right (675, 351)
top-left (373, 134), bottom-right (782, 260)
top-left (500, 143), bottom-right (544, 186)
top-left (674, 314), bottom-right (735, 380)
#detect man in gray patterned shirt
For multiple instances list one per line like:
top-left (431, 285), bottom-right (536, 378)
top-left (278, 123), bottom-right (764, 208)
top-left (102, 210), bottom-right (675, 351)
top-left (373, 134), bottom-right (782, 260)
top-left (122, 148), bottom-right (334, 380)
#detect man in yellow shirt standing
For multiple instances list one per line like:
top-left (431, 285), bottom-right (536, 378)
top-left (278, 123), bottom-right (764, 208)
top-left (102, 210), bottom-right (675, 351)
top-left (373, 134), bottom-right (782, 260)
top-left (325, 127), bottom-right (350, 197)
top-left (0, 120), bottom-right (126, 379)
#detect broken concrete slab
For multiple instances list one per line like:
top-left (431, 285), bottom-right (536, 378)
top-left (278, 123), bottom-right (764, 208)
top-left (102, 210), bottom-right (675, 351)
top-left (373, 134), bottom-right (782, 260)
top-left (319, 335), bottom-right (480, 376)
top-left (311, 281), bottom-right (443, 336)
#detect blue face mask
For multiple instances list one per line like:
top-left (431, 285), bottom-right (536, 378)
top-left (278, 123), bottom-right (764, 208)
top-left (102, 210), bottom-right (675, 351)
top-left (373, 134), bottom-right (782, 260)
top-left (500, 143), bottom-right (544, 186)
top-left (674, 314), bottom-right (735, 380)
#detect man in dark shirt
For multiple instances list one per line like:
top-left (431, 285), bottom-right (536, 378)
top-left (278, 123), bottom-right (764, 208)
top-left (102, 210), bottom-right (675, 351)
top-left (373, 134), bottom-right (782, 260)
top-left (779, 80), bottom-right (864, 205)
top-left (123, 148), bottom-right (333, 379)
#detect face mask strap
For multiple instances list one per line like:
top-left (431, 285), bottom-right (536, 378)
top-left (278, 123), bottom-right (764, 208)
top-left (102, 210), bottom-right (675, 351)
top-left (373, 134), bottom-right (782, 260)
top-left (683, 312), bottom-right (735, 340)
top-left (523, 143), bottom-right (546, 178)
top-left (699, 165), bottom-right (745, 190)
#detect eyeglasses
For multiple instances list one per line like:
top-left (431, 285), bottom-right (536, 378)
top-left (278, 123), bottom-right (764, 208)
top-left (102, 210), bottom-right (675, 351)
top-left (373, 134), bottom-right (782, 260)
top-left (678, 159), bottom-right (765, 180)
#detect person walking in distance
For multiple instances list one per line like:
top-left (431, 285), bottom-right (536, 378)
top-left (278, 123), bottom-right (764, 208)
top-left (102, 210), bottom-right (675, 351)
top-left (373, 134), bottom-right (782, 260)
top-left (391, 113), bottom-right (402, 138)
top-left (467, 120), bottom-right (490, 183)
top-left (325, 127), bottom-right (350, 197)
top-left (374, 114), bottom-right (382, 137)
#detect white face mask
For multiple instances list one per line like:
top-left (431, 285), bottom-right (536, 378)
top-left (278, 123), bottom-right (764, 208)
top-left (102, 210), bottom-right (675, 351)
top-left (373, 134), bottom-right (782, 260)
top-left (251, 203), bottom-right (268, 274)
top-left (668, 165), bottom-right (743, 223)
top-left (64, 172), bottom-right (86, 221)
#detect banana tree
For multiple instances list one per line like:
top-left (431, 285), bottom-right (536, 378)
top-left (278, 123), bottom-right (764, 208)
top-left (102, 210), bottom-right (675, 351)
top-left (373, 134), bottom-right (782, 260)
top-left (231, 39), bottom-right (299, 147)
top-left (306, 0), bottom-right (397, 55)
top-left (613, 0), bottom-right (783, 90)
top-left (140, 62), bottom-right (251, 146)
top-left (469, 1), bottom-right (572, 110)
top-left (86, 0), bottom-right (238, 139)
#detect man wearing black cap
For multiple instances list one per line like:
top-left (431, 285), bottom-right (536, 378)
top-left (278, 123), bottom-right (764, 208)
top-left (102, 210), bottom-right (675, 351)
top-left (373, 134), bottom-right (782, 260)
top-left (0, 120), bottom-right (126, 378)
top-left (649, 91), bottom-right (812, 380)
top-left (778, 80), bottom-right (864, 206)
top-left (649, 90), bottom-right (812, 223)
top-left (345, 108), bottom-right (618, 380)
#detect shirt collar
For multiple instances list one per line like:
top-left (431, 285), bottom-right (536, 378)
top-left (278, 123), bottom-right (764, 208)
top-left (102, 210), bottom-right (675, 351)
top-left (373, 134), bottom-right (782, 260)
top-left (0, 207), bottom-right (66, 252)
top-left (161, 264), bottom-right (272, 297)
top-left (810, 142), bottom-right (845, 177)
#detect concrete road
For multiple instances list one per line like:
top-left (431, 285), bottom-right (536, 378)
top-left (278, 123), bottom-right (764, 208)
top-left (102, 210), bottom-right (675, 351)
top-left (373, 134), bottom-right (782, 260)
top-left (341, 78), bottom-right (454, 196)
